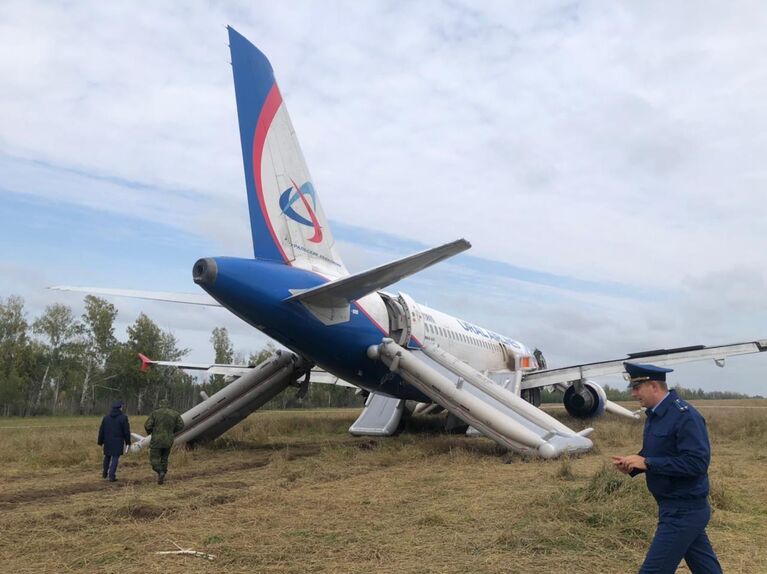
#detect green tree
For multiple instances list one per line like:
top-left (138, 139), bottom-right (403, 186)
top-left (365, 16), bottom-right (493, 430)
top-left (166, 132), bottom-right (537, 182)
top-left (79, 296), bottom-right (118, 413)
top-left (249, 342), bottom-right (276, 366)
top-left (0, 296), bottom-right (32, 415)
top-left (108, 313), bottom-right (191, 414)
top-left (103, 313), bottom-right (164, 413)
top-left (208, 327), bottom-right (234, 393)
top-left (32, 303), bottom-right (84, 413)
top-left (154, 330), bottom-right (192, 407)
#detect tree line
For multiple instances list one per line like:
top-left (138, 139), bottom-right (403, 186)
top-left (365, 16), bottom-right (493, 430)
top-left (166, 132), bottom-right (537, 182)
top-left (0, 294), bottom-right (363, 417)
top-left (1, 294), bottom-right (757, 418)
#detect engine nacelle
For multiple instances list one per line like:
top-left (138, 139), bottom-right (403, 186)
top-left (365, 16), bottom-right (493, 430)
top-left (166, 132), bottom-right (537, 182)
top-left (563, 380), bottom-right (607, 418)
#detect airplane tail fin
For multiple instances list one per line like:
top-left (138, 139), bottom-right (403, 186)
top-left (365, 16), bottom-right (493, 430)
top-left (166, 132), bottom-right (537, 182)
top-left (228, 27), bottom-right (347, 276)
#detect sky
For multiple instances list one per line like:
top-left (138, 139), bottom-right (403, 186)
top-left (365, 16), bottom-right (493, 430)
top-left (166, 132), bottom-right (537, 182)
top-left (1, 1), bottom-right (766, 394)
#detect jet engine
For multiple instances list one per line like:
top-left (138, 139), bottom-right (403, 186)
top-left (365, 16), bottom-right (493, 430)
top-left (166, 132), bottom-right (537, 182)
top-left (563, 380), bottom-right (607, 418)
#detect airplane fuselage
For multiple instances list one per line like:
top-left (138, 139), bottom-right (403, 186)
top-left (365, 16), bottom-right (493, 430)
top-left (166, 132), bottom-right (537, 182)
top-left (194, 256), bottom-right (536, 401)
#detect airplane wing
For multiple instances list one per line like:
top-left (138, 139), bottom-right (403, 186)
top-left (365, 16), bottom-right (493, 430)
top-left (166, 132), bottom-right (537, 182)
top-left (138, 353), bottom-right (252, 376)
top-left (138, 354), bottom-right (357, 388)
top-left (285, 239), bottom-right (470, 306)
top-left (521, 339), bottom-right (767, 389)
top-left (49, 286), bottom-right (221, 307)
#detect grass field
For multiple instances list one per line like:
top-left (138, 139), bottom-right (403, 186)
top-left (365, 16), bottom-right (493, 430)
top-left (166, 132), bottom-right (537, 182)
top-left (1, 401), bottom-right (766, 573)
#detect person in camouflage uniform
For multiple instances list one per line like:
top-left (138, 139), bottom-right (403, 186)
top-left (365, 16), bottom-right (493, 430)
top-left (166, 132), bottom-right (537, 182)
top-left (144, 399), bottom-right (184, 484)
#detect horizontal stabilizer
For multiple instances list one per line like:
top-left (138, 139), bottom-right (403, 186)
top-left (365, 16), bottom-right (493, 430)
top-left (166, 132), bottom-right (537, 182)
top-left (50, 286), bottom-right (221, 307)
top-left (522, 339), bottom-right (767, 389)
top-left (285, 239), bottom-right (470, 307)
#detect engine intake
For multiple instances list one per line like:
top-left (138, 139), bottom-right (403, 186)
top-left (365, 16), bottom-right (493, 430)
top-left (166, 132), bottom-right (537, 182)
top-left (193, 258), bottom-right (218, 287)
top-left (563, 380), bottom-right (606, 418)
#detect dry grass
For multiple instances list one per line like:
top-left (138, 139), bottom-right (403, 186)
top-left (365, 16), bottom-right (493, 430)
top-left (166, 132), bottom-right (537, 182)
top-left (1, 401), bottom-right (766, 573)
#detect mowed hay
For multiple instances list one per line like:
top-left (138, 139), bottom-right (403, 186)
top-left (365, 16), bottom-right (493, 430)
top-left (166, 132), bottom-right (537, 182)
top-left (1, 403), bottom-right (766, 573)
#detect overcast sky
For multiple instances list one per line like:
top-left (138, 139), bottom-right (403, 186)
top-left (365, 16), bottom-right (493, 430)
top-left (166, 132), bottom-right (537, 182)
top-left (1, 1), bottom-right (765, 394)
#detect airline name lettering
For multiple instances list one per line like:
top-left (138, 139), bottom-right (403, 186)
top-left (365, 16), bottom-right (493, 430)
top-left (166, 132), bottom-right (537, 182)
top-left (457, 319), bottom-right (520, 349)
top-left (288, 242), bottom-right (342, 267)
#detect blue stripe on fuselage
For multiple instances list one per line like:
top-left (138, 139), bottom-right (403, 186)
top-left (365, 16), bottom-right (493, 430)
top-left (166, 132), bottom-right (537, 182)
top-left (228, 27), bottom-right (285, 263)
top-left (198, 256), bottom-right (430, 401)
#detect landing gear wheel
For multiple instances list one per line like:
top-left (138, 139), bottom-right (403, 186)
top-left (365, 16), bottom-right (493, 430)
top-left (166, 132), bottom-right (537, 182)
top-left (444, 413), bottom-right (469, 434)
top-left (522, 387), bottom-right (541, 407)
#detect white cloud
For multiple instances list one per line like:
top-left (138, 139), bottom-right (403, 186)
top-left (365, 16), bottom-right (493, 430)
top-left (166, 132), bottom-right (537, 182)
top-left (1, 1), bottom-right (766, 393)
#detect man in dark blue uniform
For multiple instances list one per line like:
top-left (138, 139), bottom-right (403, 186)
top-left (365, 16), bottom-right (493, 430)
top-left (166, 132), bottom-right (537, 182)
top-left (612, 363), bottom-right (722, 574)
top-left (97, 400), bottom-right (131, 482)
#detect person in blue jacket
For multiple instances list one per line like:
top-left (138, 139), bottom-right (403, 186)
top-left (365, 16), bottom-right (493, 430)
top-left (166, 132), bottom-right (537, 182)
top-left (97, 400), bottom-right (131, 482)
top-left (612, 362), bottom-right (722, 574)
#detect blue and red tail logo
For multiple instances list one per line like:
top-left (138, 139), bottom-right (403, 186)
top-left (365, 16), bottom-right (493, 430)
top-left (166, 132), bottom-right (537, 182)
top-left (279, 179), bottom-right (323, 243)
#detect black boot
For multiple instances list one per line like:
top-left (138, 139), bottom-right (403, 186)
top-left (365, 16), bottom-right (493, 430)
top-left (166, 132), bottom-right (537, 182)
top-left (158, 472), bottom-right (165, 485)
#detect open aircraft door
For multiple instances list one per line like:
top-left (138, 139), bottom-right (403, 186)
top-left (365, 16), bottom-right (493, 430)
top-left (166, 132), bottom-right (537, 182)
top-left (350, 291), bottom-right (424, 437)
top-left (397, 292), bottom-right (425, 349)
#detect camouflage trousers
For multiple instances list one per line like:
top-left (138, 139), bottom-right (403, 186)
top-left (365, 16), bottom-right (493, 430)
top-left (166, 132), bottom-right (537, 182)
top-left (149, 447), bottom-right (171, 474)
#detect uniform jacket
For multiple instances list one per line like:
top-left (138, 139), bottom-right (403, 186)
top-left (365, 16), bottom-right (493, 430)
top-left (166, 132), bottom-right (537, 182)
top-left (97, 407), bottom-right (131, 456)
top-left (632, 389), bottom-right (711, 505)
top-left (144, 407), bottom-right (185, 449)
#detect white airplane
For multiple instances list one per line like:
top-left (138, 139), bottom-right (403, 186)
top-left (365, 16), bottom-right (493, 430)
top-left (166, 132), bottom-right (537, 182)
top-left (54, 27), bottom-right (767, 458)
